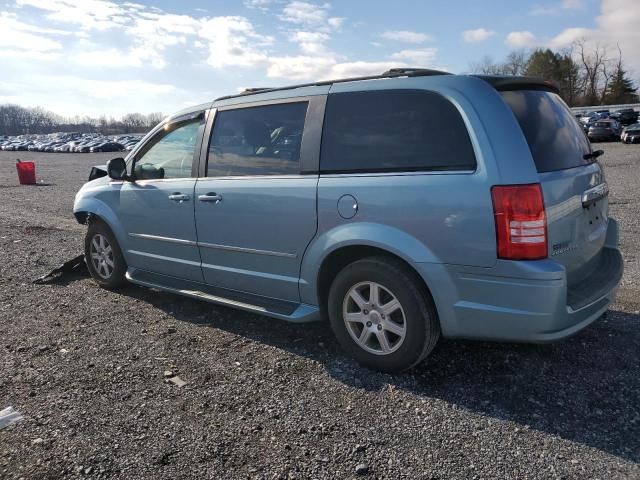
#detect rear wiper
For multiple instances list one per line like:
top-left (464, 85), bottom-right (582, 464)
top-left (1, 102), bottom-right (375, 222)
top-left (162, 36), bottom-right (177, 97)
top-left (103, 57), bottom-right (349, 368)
top-left (583, 149), bottom-right (604, 160)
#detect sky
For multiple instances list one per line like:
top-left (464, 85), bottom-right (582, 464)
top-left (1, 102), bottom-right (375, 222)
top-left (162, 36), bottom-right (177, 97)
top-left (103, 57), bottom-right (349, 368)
top-left (0, 0), bottom-right (638, 118)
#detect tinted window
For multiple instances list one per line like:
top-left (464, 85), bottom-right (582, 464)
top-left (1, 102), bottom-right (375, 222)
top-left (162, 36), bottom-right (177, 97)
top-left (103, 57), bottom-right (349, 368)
top-left (320, 90), bottom-right (476, 173)
top-left (501, 90), bottom-right (592, 173)
top-left (134, 120), bottom-right (200, 180)
top-left (208, 102), bottom-right (308, 177)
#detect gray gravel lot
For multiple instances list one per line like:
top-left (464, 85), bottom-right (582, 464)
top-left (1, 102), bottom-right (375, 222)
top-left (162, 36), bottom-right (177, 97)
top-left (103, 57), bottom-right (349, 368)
top-left (1, 146), bottom-right (639, 479)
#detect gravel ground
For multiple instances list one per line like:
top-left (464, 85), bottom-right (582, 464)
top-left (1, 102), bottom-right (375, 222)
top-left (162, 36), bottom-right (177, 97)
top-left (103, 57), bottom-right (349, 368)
top-left (1, 146), bottom-right (639, 479)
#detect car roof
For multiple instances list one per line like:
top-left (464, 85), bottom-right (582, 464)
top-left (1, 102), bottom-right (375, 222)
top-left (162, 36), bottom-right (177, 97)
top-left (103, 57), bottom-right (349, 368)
top-left (209, 69), bottom-right (559, 107)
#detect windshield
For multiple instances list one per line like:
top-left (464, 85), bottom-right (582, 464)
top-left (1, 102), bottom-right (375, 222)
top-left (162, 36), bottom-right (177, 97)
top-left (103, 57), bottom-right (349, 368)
top-left (502, 90), bottom-right (593, 173)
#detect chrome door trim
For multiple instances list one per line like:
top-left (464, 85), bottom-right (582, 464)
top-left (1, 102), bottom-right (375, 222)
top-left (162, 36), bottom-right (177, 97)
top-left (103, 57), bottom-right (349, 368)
top-left (129, 233), bottom-right (197, 246)
top-left (133, 177), bottom-right (198, 184)
top-left (129, 233), bottom-right (297, 259)
top-left (197, 241), bottom-right (297, 259)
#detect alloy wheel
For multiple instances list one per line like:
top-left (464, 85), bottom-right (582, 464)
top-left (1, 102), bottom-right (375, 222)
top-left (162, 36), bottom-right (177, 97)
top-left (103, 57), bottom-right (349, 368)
top-left (89, 233), bottom-right (114, 280)
top-left (342, 281), bottom-right (407, 355)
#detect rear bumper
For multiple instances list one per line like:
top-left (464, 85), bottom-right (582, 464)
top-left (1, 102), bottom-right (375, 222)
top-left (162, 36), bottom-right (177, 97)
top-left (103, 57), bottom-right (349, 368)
top-left (416, 219), bottom-right (623, 343)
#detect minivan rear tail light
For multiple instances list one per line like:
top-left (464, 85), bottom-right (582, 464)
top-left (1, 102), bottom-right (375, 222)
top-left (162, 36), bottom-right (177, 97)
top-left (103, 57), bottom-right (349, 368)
top-left (491, 184), bottom-right (547, 260)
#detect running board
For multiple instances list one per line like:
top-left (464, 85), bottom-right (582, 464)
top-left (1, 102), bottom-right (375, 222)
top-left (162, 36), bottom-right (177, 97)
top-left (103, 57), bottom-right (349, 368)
top-left (125, 268), bottom-right (320, 323)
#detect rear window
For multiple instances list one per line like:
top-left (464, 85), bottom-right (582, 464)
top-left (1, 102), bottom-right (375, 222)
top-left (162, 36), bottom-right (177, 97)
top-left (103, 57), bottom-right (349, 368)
top-left (320, 90), bottom-right (476, 173)
top-left (501, 90), bottom-right (592, 173)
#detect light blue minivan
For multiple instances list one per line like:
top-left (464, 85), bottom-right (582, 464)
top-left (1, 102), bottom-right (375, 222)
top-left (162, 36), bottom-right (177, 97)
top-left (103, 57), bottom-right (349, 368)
top-left (74, 68), bottom-right (623, 372)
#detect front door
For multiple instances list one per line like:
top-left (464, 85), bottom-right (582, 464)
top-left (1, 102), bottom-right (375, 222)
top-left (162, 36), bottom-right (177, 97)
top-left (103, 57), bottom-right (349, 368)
top-left (194, 98), bottom-right (323, 302)
top-left (119, 114), bottom-right (205, 282)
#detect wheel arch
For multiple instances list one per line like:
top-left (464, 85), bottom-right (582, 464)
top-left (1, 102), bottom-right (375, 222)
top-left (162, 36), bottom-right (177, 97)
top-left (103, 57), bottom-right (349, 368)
top-left (300, 222), bottom-right (441, 306)
top-left (73, 197), bottom-right (129, 261)
top-left (306, 246), bottom-right (440, 331)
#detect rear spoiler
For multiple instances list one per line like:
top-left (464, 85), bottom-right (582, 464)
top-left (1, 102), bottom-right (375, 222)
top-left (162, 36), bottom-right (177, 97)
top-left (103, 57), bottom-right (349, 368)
top-left (473, 75), bottom-right (560, 94)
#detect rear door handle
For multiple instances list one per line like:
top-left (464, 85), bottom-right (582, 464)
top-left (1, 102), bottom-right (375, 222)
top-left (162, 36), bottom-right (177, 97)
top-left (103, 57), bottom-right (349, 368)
top-left (198, 192), bottom-right (222, 203)
top-left (168, 193), bottom-right (190, 202)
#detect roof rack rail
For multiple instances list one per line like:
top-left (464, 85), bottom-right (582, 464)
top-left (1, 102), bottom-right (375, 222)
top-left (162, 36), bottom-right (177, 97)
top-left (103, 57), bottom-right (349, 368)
top-left (215, 67), bottom-right (451, 101)
top-left (242, 88), bottom-right (270, 94)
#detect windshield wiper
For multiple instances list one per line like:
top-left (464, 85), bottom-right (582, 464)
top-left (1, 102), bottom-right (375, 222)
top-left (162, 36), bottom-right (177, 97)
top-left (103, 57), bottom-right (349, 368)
top-left (583, 149), bottom-right (604, 160)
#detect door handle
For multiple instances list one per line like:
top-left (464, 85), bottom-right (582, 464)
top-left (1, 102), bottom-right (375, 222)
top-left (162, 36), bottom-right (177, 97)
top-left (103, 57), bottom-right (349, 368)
top-left (168, 193), bottom-right (190, 202)
top-left (198, 192), bottom-right (222, 203)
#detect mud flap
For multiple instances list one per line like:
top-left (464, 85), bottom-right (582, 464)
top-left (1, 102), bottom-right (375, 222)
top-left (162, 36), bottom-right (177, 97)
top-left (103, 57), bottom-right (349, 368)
top-left (33, 254), bottom-right (89, 284)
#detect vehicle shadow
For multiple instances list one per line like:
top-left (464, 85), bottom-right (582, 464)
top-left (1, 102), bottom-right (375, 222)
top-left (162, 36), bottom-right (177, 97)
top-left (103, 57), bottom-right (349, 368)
top-left (117, 284), bottom-right (640, 463)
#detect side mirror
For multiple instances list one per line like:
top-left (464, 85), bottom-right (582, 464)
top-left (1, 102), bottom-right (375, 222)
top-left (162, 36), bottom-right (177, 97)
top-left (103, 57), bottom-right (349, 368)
top-left (107, 157), bottom-right (128, 181)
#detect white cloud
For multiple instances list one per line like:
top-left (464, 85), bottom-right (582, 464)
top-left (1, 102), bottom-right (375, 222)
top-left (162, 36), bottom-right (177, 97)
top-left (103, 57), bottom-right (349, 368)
top-left (390, 48), bottom-right (438, 64)
top-left (505, 30), bottom-right (537, 47)
top-left (280, 1), bottom-right (329, 25)
top-left (327, 17), bottom-right (345, 29)
top-left (0, 12), bottom-right (63, 56)
top-left (3, 0), bottom-right (449, 113)
top-left (548, 27), bottom-right (592, 48)
top-left (72, 48), bottom-right (150, 68)
top-left (289, 31), bottom-right (330, 43)
top-left (550, 0), bottom-right (640, 75)
top-left (381, 30), bottom-right (432, 44)
top-left (266, 59), bottom-right (407, 81)
top-left (199, 16), bottom-right (273, 68)
top-left (288, 30), bottom-right (330, 54)
top-left (326, 61), bottom-right (405, 79)
top-left (244, 0), bottom-right (272, 11)
top-left (530, 0), bottom-right (585, 15)
top-left (16, 0), bottom-right (130, 30)
top-left (0, 75), bottom-right (179, 117)
top-left (265, 55), bottom-right (336, 79)
top-left (462, 28), bottom-right (496, 43)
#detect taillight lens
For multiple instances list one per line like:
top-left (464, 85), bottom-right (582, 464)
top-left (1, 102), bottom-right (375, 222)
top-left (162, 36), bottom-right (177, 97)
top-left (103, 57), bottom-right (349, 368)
top-left (491, 184), bottom-right (547, 260)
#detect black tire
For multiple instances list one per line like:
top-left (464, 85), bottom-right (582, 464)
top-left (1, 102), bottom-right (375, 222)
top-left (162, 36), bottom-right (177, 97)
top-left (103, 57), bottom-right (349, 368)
top-left (84, 218), bottom-right (127, 289)
top-left (327, 256), bottom-right (440, 372)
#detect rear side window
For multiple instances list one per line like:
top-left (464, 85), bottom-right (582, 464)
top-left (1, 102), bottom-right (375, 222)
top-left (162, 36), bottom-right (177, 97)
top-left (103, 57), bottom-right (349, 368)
top-left (320, 90), bottom-right (476, 173)
top-left (501, 90), bottom-right (592, 173)
top-left (208, 102), bottom-right (308, 177)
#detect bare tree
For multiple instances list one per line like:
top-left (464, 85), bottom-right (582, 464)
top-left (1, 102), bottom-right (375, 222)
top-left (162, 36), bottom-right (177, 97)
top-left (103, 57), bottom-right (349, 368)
top-left (0, 104), bottom-right (164, 136)
top-left (502, 50), bottom-right (528, 76)
top-left (469, 55), bottom-right (503, 75)
top-left (576, 39), bottom-right (609, 105)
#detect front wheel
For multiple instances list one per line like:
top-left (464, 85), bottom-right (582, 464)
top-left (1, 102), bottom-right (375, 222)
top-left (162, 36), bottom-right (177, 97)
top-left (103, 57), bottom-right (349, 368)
top-left (84, 219), bottom-right (127, 289)
top-left (327, 257), bottom-right (440, 372)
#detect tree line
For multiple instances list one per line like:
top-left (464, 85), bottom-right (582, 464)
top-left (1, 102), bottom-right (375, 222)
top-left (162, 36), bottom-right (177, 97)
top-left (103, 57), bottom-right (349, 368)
top-left (0, 106), bottom-right (164, 137)
top-left (470, 41), bottom-right (639, 107)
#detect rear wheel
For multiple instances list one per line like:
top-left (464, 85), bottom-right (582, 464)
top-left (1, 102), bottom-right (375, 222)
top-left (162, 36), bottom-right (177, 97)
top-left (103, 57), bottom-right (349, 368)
top-left (327, 256), bottom-right (440, 372)
top-left (85, 219), bottom-right (127, 289)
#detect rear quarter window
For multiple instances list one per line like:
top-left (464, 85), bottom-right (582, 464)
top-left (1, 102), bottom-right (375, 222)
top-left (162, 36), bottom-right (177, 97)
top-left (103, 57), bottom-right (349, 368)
top-left (501, 90), bottom-right (592, 173)
top-left (320, 90), bottom-right (476, 173)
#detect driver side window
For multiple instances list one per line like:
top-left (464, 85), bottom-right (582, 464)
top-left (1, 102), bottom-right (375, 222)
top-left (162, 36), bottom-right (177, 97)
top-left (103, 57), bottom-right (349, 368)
top-left (134, 120), bottom-right (201, 180)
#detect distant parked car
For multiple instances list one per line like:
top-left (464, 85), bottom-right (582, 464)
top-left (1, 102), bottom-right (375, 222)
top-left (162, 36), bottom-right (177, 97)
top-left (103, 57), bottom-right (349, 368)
top-left (621, 123), bottom-right (640, 143)
top-left (588, 119), bottom-right (621, 142)
top-left (610, 108), bottom-right (639, 126)
top-left (91, 142), bottom-right (125, 153)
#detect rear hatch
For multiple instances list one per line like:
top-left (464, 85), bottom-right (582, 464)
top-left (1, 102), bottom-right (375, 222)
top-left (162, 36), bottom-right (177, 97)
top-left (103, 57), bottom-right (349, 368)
top-left (589, 122), bottom-right (613, 136)
top-left (501, 89), bottom-right (609, 287)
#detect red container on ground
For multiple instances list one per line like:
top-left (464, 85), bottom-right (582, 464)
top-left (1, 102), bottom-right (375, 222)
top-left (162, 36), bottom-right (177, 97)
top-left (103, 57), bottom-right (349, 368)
top-left (16, 161), bottom-right (36, 185)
